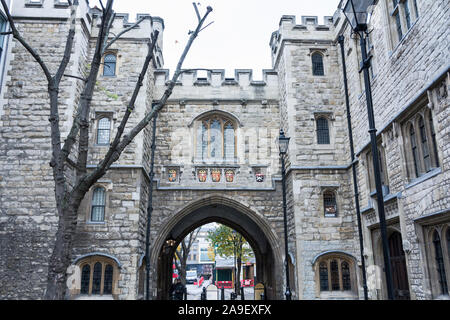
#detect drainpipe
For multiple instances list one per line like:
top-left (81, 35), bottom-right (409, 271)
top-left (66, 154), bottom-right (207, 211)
top-left (338, 35), bottom-right (369, 300)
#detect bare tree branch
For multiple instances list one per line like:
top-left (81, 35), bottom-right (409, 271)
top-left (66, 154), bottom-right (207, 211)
top-left (101, 15), bottom-right (151, 55)
top-left (75, 5), bottom-right (213, 193)
top-left (55, 0), bottom-right (79, 84)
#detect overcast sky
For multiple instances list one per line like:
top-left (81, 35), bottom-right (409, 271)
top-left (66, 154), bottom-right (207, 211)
top-left (92, 0), bottom-right (341, 79)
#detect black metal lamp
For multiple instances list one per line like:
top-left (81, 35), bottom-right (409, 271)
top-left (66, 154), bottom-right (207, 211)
top-left (342, 0), bottom-right (395, 300)
top-left (278, 129), bottom-right (292, 300)
top-left (343, 0), bottom-right (375, 33)
top-left (278, 129), bottom-right (290, 155)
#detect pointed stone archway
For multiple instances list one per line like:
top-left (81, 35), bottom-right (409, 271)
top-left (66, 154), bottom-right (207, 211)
top-left (149, 195), bottom-right (284, 300)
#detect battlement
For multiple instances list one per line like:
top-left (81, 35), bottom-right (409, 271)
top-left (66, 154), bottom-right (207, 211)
top-left (154, 69), bottom-right (279, 102)
top-left (155, 69), bottom-right (278, 88)
top-left (278, 15), bottom-right (334, 30)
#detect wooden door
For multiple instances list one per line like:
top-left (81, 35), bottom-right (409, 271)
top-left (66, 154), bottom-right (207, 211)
top-left (389, 232), bottom-right (410, 300)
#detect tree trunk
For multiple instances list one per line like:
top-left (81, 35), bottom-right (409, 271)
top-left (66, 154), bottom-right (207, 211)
top-left (44, 198), bottom-right (81, 299)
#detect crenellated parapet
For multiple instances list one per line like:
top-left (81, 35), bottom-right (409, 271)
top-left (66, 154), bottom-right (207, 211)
top-left (153, 69), bottom-right (279, 102)
top-left (269, 14), bottom-right (340, 67)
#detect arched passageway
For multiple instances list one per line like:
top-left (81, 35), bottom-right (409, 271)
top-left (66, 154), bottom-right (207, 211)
top-left (149, 196), bottom-right (284, 299)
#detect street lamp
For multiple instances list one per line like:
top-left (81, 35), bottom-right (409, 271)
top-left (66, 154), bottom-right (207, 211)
top-left (279, 129), bottom-right (292, 300)
top-left (342, 0), bottom-right (395, 300)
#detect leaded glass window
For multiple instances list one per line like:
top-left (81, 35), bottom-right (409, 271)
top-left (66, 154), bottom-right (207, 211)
top-left (316, 117), bottom-right (330, 144)
top-left (103, 53), bottom-right (117, 76)
top-left (410, 124), bottom-right (420, 177)
top-left (91, 187), bottom-right (106, 222)
top-left (77, 258), bottom-right (117, 297)
top-left (80, 265), bottom-right (90, 294)
top-left (330, 260), bottom-right (340, 291)
top-left (413, 0), bottom-right (419, 18)
top-left (394, 11), bottom-right (403, 41)
top-left (196, 116), bottom-right (236, 161)
top-left (103, 264), bottom-right (113, 294)
top-left (342, 261), bottom-right (351, 291)
top-left (210, 120), bottom-right (222, 159)
top-left (317, 257), bottom-right (353, 293)
top-left (97, 117), bottom-right (111, 145)
top-left (312, 52), bottom-right (324, 76)
top-left (433, 231), bottom-right (448, 295)
top-left (319, 262), bottom-right (329, 291)
top-left (92, 262), bottom-right (102, 294)
top-left (418, 116), bottom-right (431, 172)
top-left (429, 113), bottom-right (439, 168)
top-left (224, 122), bottom-right (235, 159)
top-left (447, 229), bottom-right (450, 262)
top-left (404, 0), bottom-right (412, 29)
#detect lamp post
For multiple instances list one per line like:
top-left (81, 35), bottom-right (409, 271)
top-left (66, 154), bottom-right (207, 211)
top-left (279, 129), bottom-right (292, 300)
top-left (342, 0), bottom-right (395, 300)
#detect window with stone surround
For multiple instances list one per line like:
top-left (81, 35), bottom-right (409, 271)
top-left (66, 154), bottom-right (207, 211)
top-left (195, 114), bottom-right (236, 162)
top-left (90, 186), bottom-right (106, 222)
top-left (323, 190), bottom-right (338, 217)
top-left (102, 52), bottom-right (117, 77)
top-left (316, 117), bottom-right (330, 145)
top-left (314, 254), bottom-right (357, 298)
top-left (77, 256), bottom-right (119, 298)
top-left (424, 224), bottom-right (450, 298)
top-left (387, 0), bottom-right (420, 47)
top-left (402, 107), bottom-right (440, 181)
top-left (96, 117), bottom-right (111, 145)
top-left (311, 52), bottom-right (324, 76)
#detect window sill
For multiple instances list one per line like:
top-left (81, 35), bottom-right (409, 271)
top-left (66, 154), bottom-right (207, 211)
top-left (319, 291), bottom-right (358, 299)
top-left (86, 221), bottom-right (106, 225)
top-left (193, 159), bottom-right (239, 167)
top-left (75, 294), bottom-right (114, 300)
top-left (405, 167), bottom-right (441, 190)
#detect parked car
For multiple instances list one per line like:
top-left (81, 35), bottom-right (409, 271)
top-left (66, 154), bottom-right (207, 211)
top-left (186, 270), bottom-right (197, 284)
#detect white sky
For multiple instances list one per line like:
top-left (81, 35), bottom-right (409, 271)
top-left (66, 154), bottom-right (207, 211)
top-left (92, 0), bottom-right (341, 79)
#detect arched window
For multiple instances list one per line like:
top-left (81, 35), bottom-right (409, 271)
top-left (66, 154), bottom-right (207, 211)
top-left (316, 117), bottom-right (330, 144)
top-left (91, 187), bottom-right (106, 222)
top-left (315, 254), bottom-right (355, 295)
top-left (447, 229), bottom-right (450, 261)
top-left (97, 117), bottom-right (111, 145)
top-left (428, 112), bottom-right (439, 168)
top-left (78, 256), bottom-right (118, 297)
top-left (341, 261), bottom-right (351, 291)
top-left (433, 231), bottom-right (448, 295)
top-left (103, 53), bottom-right (117, 76)
top-left (312, 52), bottom-right (324, 76)
top-left (196, 115), bottom-right (236, 161)
top-left (80, 264), bottom-right (90, 294)
top-left (319, 262), bottom-right (329, 291)
top-left (323, 191), bottom-right (337, 217)
top-left (418, 116), bottom-right (431, 172)
top-left (409, 123), bottom-right (420, 177)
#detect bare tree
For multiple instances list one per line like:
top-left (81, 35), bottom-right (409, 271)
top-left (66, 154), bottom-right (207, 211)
top-left (174, 228), bottom-right (201, 286)
top-left (0, 0), bottom-right (213, 299)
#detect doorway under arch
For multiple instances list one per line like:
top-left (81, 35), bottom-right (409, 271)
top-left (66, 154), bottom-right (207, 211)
top-left (149, 196), bottom-right (284, 300)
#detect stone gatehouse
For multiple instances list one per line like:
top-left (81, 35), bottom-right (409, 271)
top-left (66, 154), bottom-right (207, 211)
top-left (0, 0), bottom-right (448, 300)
